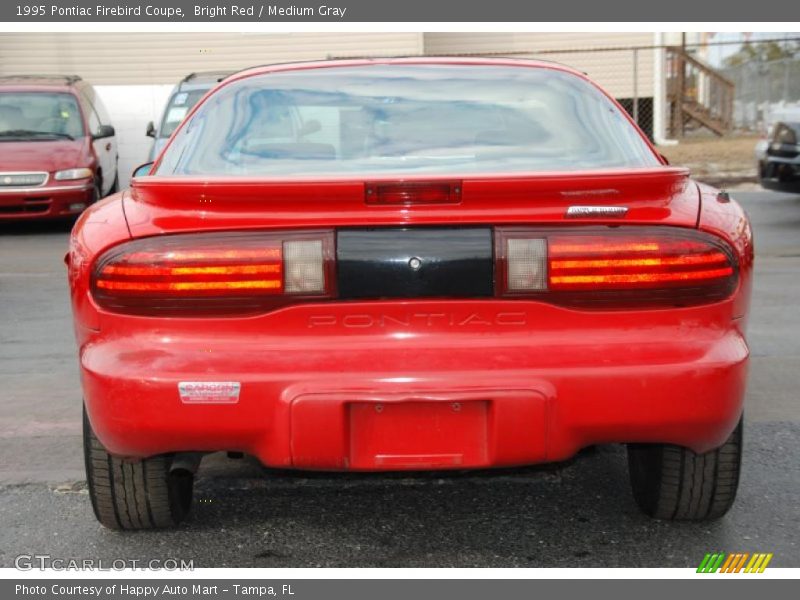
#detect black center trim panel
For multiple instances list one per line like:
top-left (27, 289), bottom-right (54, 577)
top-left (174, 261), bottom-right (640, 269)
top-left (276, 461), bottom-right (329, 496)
top-left (336, 227), bottom-right (494, 300)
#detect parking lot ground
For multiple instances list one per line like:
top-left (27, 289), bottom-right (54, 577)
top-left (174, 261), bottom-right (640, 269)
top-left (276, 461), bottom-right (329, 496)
top-left (657, 136), bottom-right (760, 186)
top-left (0, 191), bottom-right (798, 567)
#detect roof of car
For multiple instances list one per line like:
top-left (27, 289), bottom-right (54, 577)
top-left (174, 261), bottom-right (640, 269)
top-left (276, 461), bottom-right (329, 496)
top-left (226, 56), bottom-right (584, 85)
top-left (178, 71), bottom-right (234, 90)
top-left (0, 74), bottom-right (82, 89)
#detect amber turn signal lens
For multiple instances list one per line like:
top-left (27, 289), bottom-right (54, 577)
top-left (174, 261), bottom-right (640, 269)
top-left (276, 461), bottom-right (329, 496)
top-left (92, 231), bottom-right (334, 315)
top-left (496, 227), bottom-right (737, 308)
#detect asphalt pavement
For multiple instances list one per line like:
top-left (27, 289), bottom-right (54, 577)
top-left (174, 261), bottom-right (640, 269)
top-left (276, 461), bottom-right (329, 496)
top-left (0, 190), bottom-right (798, 568)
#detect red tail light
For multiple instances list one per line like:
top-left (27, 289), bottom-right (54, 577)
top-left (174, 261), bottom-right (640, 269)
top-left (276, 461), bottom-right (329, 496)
top-left (496, 227), bottom-right (737, 308)
top-left (365, 181), bottom-right (462, 205)
top-left (92, 231), bottom-right (335, 315)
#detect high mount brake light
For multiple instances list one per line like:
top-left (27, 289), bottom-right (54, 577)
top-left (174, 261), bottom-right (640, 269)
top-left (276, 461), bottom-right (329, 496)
top-left (496, 227), bottom-right (738, 308)
top-left (364, 181), bottom-right (462, 205)
top-left (92, 231), bottom-right (335, 315)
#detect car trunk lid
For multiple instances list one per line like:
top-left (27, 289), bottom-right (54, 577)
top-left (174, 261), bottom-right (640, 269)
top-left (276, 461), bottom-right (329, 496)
top-left (123, 167), bottom-right (698, 237)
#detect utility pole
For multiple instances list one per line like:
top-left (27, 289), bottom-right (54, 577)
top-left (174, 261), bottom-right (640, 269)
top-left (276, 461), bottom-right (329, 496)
top-left (672, 33), bottom-right (687, 138)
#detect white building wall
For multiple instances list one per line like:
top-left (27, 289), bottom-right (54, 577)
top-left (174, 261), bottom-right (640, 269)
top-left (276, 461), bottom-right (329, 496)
top-left (423, 32), bottom-right (657, 98)
top-left (0, 32), bottom-right (425, 84)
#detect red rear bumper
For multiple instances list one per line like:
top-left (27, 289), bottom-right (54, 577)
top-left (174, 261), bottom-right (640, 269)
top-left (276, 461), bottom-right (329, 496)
top-left (0, 183), bottom-right (93, 220)
top-left (80, 300), bottom-right (748, 470)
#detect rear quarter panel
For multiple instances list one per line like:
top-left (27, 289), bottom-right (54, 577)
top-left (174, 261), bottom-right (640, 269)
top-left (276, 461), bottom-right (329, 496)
top-left (696, 183), bottom-right (754, 326)
top-left (68, 191), bottom-right (130, 340)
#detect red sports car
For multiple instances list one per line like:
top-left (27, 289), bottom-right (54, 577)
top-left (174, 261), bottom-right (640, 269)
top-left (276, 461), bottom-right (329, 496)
top-left (68, 58), bottom-right (753, 530)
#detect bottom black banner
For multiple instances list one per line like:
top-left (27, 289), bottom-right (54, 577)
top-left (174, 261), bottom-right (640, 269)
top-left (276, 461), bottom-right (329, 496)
top-left (2, 579), bottom-right (792, 600)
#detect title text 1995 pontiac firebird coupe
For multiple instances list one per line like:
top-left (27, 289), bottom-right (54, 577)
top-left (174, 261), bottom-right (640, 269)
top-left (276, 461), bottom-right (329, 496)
top-left (68, 58), bottom-right (753, 529)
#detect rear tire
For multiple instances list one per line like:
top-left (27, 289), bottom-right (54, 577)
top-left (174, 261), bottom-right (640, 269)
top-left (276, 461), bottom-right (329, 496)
top-left (83, 407), bottom-right (194, 530)
top-left (627, 417), bottom-right (742, 521)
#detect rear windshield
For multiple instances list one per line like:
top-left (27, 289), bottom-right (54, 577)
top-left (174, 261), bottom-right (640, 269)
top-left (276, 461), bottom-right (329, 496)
top-left (159, 89), bottom-right (211, 138)
top-left (156, 65), bottom-right (659, 178)
top-left (0, 92), bottom-right (84, 140)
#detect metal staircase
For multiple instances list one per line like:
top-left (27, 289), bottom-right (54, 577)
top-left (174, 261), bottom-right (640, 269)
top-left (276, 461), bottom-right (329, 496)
top-left (667, 46), bottom-right (735, 137)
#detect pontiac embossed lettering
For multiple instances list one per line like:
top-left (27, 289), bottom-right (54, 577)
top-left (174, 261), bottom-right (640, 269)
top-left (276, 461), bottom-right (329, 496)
top-left (308, 312), bottom-right (528, 328)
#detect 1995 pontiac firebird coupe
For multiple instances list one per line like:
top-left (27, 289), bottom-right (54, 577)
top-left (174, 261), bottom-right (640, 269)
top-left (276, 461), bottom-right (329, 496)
top-left (68, 58), bottom-right (753, 530)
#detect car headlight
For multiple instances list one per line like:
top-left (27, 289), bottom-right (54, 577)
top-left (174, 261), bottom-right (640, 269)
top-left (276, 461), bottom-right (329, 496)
top-left (54, 168), bottom-right (93, 181)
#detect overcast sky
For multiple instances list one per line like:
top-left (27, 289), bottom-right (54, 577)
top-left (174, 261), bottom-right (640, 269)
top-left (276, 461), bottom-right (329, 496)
top-left (705, 32), bottom-right (797, 67)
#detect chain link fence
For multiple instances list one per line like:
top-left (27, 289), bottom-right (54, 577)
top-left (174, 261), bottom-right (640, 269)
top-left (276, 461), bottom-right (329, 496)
top-left (523, 46), bottom-right (658, 141)
top-left (723, 58), bottom-right (800, 132)
top-left (419, 36), bottom-right (800, 143)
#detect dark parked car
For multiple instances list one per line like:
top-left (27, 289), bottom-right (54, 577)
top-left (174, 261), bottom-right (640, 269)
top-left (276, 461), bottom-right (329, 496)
top-left (146, 71), bottom-right (232, 161)
top-left (758, 120), bottom-right (800, 192)
top-left (0, 75), bottom-right (118, 220)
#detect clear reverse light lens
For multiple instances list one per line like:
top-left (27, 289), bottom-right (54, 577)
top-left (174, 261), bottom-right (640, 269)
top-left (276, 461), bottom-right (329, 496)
top-left (284, 239), bottom-right (325, 293)
top-left (506, 238), bottom-right (547, 291)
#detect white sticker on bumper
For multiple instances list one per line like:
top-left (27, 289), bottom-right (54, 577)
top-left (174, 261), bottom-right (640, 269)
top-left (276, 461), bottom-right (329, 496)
top-left (178, 381), bottom-right (241, 404)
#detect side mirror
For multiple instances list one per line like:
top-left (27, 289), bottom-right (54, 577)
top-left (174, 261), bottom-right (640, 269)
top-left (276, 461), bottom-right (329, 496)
top-left (132, 162), bottom-right (154, 178)
top-left (146, 121), bottom-right (156, 138)
top-left (92, 124), bottom-right (115, 140)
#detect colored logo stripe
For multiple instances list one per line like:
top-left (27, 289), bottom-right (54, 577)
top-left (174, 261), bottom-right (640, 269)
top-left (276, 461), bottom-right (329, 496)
top-left (720, 553), bottom-right (737, 572)
top-left (697, 553), bottom-right (726, 573)
top-left (745, 553), bottom-right (773, 573)
top-left (697, 552), bottom-right (773, 573)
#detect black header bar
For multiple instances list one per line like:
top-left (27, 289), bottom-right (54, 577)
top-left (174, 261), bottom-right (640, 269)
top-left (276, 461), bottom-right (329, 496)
top-left (2, 0), bottom-right (799, 22)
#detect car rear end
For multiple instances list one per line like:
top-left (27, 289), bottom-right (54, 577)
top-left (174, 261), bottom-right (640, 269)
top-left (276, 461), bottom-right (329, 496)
top-left (69, 59), bottom-right (753, 528)
top-left (79, 176), bottom-right (749, 471)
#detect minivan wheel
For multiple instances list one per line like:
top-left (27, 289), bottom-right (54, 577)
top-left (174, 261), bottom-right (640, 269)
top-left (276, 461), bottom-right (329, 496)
top-left (627, 417), bottom-right (742, 521)
top-left (83, 407), bottom-right (194, 530)
top-left (91, 181), bottom-right (101, 205)
top-left (108, 172), bottom-right (119, 195)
